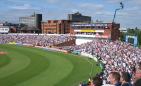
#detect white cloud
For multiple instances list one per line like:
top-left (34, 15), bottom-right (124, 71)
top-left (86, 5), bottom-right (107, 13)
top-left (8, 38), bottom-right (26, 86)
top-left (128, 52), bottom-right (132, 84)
top-left (106, 0), bottom-right (125, 3)
top-left (46, 0), bottom-right (60, 3)
top-left (1, 0), bottom-right (141, 28)
top-left (71, 9), bottom-right (79, 13)
top-left (125, 6), bottom-right (139, 11)
top-left (133, 0), bottom-right (141, 5)
top-left (9, 4), bottom-right (40, 10)
top-left (7, 0), bottom-right (28, 4)
top-left (10, 4), bottom-right (30, 10)
top-left (79, 3), bottom-right (104, 11)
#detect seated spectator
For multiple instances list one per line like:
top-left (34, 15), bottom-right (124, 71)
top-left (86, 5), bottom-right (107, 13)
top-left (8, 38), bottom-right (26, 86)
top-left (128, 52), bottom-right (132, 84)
top-left (79, 75), bottom-right (103, 86)
top-left (120, 72), bottom-right (132, 86)
top-left (134, 62), bottom-right (141, 81)
top-left (108, 72), bottom-right (121, 86)
top-left (92, 76), bottom-right (103, 86)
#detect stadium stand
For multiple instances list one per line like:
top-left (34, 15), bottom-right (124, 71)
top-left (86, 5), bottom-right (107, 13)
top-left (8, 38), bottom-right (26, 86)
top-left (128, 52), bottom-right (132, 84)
top-left (62, 39), bottom-right (141, 86)
top-left (0, 34), bottom-right (75, 47)
top-left (1, 34), bottom-right (141, 86)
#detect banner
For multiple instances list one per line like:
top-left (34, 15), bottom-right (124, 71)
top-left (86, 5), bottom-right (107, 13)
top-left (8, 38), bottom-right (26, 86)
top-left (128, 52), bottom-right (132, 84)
top-left (8, 42), bottom-right (16, 45)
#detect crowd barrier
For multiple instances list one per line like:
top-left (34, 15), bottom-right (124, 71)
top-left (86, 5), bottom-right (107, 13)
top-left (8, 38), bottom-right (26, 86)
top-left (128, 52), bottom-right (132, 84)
top-left (80, 52), bottom-right (98, 62)
top-left (34, 46), bottom-right (69, 54)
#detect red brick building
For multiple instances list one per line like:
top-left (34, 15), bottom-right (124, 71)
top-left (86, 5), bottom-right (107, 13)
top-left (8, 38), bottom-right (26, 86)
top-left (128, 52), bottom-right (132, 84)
top-left (41, 20), bottom-right (72, 34)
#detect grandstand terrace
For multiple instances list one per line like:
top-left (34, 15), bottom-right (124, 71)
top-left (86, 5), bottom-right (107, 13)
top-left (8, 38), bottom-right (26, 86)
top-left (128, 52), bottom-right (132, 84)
top-left (63, 39), bottom-right (141, 83)
top-left (0, 34), bottom-right (75, 47)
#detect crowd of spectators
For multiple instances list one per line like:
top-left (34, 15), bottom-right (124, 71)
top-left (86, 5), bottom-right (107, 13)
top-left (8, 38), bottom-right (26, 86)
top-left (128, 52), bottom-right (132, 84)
top-left (0, 34), bottom-right (75, 47)
top-left (62, 39), bottom-right (141, 86)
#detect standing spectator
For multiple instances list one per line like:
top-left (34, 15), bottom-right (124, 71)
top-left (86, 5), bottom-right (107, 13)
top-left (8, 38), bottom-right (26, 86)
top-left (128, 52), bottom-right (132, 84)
top-left (134, 62), bottom-right (141, 81)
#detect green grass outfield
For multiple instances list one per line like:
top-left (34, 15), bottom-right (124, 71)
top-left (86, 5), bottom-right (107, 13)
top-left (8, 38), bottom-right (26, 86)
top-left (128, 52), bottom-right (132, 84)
top-left (0, 45), bottom-right (101, 86)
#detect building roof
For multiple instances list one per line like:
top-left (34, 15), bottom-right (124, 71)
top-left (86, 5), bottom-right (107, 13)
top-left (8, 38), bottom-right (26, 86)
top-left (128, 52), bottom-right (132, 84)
top-left (20, 26), bottom-right (39, 31)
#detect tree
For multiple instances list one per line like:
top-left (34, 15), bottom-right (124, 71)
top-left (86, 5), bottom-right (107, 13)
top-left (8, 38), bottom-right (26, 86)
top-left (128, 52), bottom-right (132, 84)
top-left (120, 32), bottom-right (126, 41)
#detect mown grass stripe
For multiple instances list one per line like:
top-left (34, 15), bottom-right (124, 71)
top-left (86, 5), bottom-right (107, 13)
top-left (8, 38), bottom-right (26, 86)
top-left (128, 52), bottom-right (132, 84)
top-left (54, 53), bottom-right (101, 86)
top-left (0, 45), bottom-right (101, 86)
top-left (0, 45), bottom-right (31, 79)
top-left (15, 47), bottom-right (74, 86)
top-left (0, 45), bottom-right (49, 86)
top-left (0, 55), bottom-right (11, 68)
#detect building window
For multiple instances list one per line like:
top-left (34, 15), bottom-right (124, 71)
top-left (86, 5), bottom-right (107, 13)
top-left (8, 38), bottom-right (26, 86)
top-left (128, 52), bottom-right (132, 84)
top-left (54, 21), bottom-right (58, 23)
top-left (48, 21), bottom-right (51, 23)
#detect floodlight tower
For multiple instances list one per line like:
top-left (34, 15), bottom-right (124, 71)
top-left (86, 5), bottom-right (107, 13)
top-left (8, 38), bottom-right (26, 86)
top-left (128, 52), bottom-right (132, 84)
top-left (113, 2), bottom-right (124, 23)
top-left (111, 2), bottom-right (124, 41)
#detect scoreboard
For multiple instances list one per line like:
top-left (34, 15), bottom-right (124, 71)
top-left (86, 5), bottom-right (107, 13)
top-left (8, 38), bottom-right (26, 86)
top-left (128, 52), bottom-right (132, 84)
top-left (71, 23), bottom-right (109, 29)
top-left (71, 23), bottom-right (108, 27)
top-left (74, 29), bottom-right (104, 33)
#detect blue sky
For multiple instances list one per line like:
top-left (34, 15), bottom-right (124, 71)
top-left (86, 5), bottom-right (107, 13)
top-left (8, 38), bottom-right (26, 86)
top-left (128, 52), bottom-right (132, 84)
top-left (0, 0), bottom-right (141, 28)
